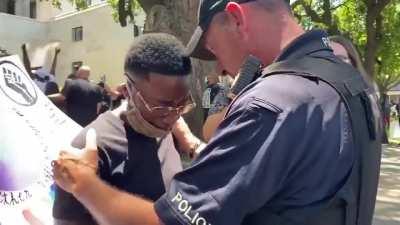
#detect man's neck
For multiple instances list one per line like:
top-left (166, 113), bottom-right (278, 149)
top-left (256, 17), bottom-right (305, 67)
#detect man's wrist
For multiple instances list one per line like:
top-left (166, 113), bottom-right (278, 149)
top-left (189, 140), bottom-right (206, 158)
top-left (72, 173), bottom-right (100, 199)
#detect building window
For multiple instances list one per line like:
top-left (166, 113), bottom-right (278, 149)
top-left (30, 0), bottom-right (36, 19)
top-left (86, 0), bottom-right (92, 6)
top-left (7, 0), bottom-right (15, 15)
top-left (72, 26), bottom-right (83, 42)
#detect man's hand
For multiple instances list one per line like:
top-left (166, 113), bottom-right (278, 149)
top-left (52, 129), bottom-right (98, 194)
top-left (21, 43), bottom-right (27, 51)
top-left (55, 47), bottom-right (61, 55)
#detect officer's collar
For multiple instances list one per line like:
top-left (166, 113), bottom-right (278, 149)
top-left (274, 30), bottom-right (333, 62)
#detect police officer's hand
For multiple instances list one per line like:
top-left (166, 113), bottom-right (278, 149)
top-left (52, 129), bottom-right (98, 194)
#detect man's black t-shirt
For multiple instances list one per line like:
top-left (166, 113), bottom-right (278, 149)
top-left (62, 79), bottom-right (102, 126)
top-left (53, 111), bottom-right (182, 224)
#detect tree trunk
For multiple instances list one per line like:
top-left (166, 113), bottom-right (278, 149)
top-left (380, 93), bottom-right (390, 143)
top-left (364, 7), bottom-right (379, 79)
top-left (138, 0), bottom-right (214, 138)
top-left (364, 0), bottom-right (391, 79)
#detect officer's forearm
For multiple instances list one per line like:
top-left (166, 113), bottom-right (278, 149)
top-left (73, 175), bottom-right (162, 225)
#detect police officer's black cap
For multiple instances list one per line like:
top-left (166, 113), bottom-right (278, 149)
top-left (187, 0), bottom-right (291, 60)
top-left (186, 0), bottom-right (256, 60)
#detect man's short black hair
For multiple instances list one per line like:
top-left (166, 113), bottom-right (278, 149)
top-left (124, 33), bottom-right (192, 79)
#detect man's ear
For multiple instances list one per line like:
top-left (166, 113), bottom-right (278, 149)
top-left (225, 2), bottom-right (248, 39)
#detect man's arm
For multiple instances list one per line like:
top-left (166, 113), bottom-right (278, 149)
top-left (104, 83), bottom-right (122, 100)
top-left (21, 44), bottom-right (33, 79)
top-left (50, 48), bottom-right (61, 76)
top-left (48, 79), bottom-right (71, 104)
top-left (172, 117), bottom-right (203, 156)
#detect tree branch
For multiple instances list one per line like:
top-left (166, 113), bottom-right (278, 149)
top-left (137, 0), bottom-right (164, 14)
top-left (298, 0), bottom-right (324, 24)
top-left (322, 0), bottom-right (333, 26)
top-left (376, 0), bottom-right (392, 14)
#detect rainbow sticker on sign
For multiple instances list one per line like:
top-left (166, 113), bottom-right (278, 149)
top-left (0, 55), bottom-right (81, 225)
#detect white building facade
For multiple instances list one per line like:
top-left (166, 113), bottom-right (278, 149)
top-left (0, 0), bottom-right (145, 86)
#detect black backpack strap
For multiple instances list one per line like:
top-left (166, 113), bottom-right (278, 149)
top-left (261, 56), bottom-right (375, 141)
top-left (243, 56), bottom-right (381, 225)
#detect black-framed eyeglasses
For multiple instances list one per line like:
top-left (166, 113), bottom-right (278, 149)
top-left (125, 73), bottom-right (196, 116)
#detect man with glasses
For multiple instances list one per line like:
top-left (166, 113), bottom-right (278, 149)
top-left (52, 1), bottom-right (381, 225)
top-left (52, 33), bottom-right (194, 225)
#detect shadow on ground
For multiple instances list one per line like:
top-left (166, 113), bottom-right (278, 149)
top-left (373, 145), bottom-right (400, 225)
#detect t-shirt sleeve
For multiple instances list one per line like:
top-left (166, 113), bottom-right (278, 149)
top-left (154, 97), bottom-right (293, 225)
top-left (61, 79), bottom-right (72, 97)
top-left (53, 128), bottom-right (111, 221)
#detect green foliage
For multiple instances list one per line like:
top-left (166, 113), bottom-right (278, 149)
top-left (335, 1), bottom-right (366, 48)
top-left (107, 0), bottom-right (120, 22)
top-left (39, 0), bottom-right (62, 9)
top-left (107, 0), bottom-right (141, 24)
top-left (293, 0), bottom-right (400, 93)
top-left (46, 0), bottom-right (142, 25)
top-left (375, 1), bottom-right (400, 92)
top-left (40, 0), bottom-right (89, 10)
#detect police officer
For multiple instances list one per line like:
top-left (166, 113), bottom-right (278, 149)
top-left (51, 1), bottom-right (382, 225)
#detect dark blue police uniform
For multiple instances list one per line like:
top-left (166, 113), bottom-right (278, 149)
top-left (154, 30), bottom-right (359, 225)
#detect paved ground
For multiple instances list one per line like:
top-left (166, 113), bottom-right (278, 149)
top-left (373, 144), bottom-right (400, 225)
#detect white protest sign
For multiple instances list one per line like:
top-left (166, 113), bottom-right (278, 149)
top-left (0, 55), bottom-right (82, 225)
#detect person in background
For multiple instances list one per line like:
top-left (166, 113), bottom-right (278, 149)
top-left (329, 35), bottom-right (383, 142)
top-left (21, 43), bottom-right (60, 95)
top-left (329, 35), bottom-right (377, 90)
top-left (201, 74), bottom-right (232, 141)
top-left (201, 74), bottom-right (226, 121)
top-left (48, 66), bottom-right (103, 126)
top-left (66, 64), bottom-right (81, 80)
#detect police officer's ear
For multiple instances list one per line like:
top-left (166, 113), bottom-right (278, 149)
top-left (224, 2), bottom-right (248, 39)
